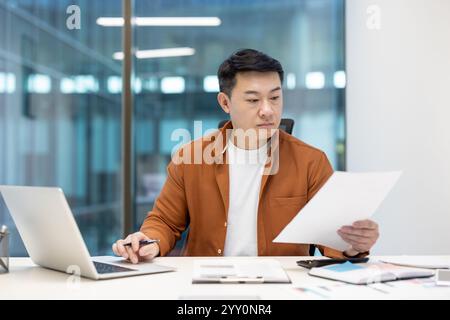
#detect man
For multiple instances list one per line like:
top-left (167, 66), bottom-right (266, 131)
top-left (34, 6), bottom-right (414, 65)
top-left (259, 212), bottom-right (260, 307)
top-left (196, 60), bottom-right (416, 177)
top-left (113, 49), bottom-right (379, 264)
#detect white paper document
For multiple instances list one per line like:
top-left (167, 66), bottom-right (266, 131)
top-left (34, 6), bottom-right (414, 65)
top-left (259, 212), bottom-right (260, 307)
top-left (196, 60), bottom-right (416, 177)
top-left (273, 171), bottom-right (402, 251)
top-left (379, 256), bottom-right (450, 269)
top-left (192, 259), bottom-right (291, 283)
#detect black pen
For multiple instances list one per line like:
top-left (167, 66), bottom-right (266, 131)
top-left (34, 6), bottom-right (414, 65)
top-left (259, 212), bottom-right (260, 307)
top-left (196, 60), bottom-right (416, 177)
top-left (123, 239), bottom-right (160, 247)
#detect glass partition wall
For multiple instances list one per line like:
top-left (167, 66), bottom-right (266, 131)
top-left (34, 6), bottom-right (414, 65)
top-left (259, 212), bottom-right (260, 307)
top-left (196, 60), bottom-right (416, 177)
top-left (0, 0), bottom-right (345, 256)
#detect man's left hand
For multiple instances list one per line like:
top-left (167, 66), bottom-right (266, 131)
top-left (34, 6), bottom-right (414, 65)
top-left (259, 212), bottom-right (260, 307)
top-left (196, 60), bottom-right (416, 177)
top-left (337, 219), bottom-right (379, 255)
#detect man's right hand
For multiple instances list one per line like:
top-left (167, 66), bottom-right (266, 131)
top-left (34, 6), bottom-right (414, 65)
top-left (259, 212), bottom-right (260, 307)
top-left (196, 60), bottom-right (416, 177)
top-left (112, 232), bottom-right (160, 264)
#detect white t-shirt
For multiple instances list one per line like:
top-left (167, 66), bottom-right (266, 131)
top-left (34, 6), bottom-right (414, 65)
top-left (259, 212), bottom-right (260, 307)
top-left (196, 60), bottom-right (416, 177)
top-left (223, 141), bottom-right (268, 256)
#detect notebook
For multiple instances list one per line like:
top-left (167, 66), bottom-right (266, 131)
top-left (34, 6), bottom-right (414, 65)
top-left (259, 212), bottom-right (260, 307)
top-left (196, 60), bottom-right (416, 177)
top-left (308, 261), bottom-right (435, 285)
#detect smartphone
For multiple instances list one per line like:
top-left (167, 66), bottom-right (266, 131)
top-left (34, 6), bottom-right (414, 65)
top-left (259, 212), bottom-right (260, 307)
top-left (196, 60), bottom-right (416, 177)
top-left (436, 269), bottom-right (450, 286)
top-left (296, 257), bottom-right (369, 269)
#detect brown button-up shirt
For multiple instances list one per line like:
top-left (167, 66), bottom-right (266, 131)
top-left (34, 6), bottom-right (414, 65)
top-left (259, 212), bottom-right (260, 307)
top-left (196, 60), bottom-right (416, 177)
top-left (141, 121), bottom-right (345, 258)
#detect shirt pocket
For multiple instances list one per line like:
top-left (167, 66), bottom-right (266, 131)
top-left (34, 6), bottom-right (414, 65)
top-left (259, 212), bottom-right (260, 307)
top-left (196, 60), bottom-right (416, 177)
top-left (269, 195), bottom-right (308, 208)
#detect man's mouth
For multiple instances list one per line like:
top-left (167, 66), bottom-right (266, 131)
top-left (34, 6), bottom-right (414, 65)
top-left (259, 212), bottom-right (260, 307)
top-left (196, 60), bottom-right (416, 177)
top-left (257, 123), bottom-right (275, 128)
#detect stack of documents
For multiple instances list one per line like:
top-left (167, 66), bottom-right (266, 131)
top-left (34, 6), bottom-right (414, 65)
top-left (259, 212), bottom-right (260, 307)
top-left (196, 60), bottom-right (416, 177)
top-left (308, 261), bottom-right (434, 285)
top-left (274, 171), bottom-right (402, 251)
top-left (192, 259), bottom-right (291, 284)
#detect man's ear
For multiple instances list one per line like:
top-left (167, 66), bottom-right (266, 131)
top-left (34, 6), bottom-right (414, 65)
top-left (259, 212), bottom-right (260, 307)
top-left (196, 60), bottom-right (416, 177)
top-left (217, 92), bottom-right (231, 114)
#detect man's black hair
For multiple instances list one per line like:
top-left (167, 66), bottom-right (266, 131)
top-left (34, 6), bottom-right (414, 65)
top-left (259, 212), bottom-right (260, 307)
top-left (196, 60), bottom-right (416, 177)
top-left (217, 48), bottom-right (284, 97)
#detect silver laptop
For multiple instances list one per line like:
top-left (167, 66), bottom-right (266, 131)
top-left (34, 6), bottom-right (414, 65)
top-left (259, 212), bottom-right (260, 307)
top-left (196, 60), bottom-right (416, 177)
top-left (0, 185), bottom-right (175, 280)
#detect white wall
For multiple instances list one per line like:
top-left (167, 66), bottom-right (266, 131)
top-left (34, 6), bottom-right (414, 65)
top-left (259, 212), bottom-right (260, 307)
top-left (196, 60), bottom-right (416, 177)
top-left (346, 0), bottom-right (450, 255)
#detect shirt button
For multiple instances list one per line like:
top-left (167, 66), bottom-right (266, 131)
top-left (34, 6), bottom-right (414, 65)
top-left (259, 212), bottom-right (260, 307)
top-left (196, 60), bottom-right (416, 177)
top-left (224, 222), bottom-right (227, 227)
top-left (217, 249), bottom-right (222, 255)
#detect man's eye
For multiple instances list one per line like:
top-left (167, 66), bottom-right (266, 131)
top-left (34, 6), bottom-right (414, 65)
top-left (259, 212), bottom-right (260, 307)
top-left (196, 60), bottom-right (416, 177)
top-left (247, 99), bottom-right (259, 103)
top-left (270, 96), bottom-right (280, 101)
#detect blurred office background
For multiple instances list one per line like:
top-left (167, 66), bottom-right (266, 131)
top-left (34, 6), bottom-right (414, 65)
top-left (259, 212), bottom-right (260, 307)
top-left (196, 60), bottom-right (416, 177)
top-left (0, 0), bottom-right (346, 256)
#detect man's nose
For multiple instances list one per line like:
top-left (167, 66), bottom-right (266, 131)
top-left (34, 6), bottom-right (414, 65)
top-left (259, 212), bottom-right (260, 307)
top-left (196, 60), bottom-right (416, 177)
top-left (259, 99), bottom-right (275, 119)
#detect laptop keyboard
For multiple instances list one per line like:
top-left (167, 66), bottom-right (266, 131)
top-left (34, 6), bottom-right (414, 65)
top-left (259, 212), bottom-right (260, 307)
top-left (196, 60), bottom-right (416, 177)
top-left (93, 261), bottom-right (137, 274)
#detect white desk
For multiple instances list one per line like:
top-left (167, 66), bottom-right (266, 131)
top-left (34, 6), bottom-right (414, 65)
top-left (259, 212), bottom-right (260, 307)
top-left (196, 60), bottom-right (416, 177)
top-left (2, 256), bottom-right (450, 300)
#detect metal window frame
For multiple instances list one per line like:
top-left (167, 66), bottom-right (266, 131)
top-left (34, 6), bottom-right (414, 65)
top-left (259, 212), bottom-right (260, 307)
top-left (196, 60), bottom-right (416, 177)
top-left (122, 0), bottom-right (134, 237)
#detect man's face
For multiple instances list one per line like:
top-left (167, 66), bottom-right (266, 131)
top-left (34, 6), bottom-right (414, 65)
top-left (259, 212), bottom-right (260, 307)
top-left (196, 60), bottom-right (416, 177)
top-left (218, 71), bottom-right (283, 141)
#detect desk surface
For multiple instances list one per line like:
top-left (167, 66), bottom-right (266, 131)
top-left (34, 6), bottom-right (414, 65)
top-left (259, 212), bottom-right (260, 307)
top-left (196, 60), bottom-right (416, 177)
top-left (2, 256), bottom-right (450, 300)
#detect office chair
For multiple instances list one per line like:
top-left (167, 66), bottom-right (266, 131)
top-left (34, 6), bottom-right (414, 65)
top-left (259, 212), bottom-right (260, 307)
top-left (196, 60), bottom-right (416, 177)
top-left (218, 118), bottom-right (295, 135)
